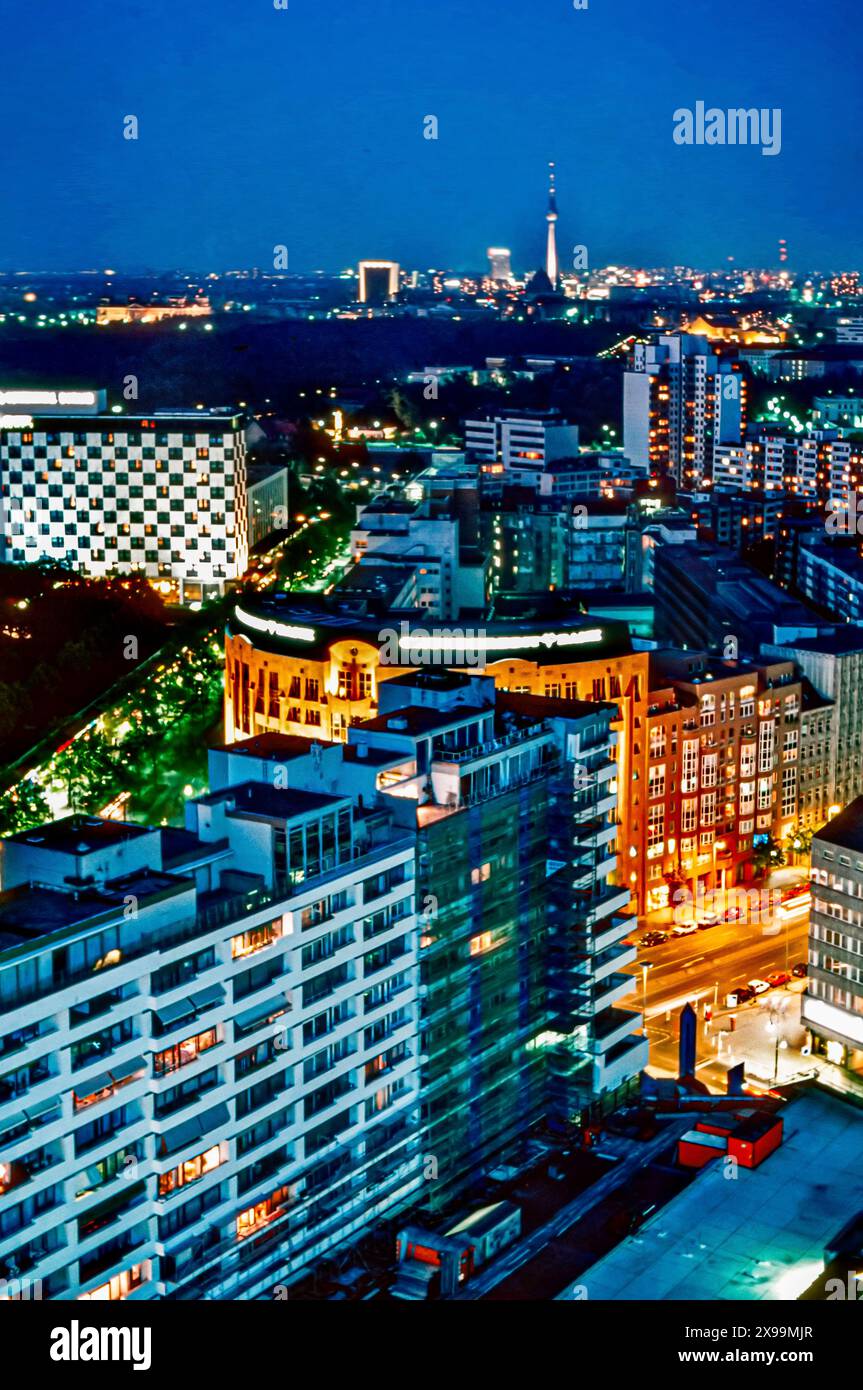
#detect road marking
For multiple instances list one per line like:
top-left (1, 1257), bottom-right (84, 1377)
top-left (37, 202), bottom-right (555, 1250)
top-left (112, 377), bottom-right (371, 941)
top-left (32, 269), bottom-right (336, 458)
top-left (646, 987), bottom-right (711, 1017)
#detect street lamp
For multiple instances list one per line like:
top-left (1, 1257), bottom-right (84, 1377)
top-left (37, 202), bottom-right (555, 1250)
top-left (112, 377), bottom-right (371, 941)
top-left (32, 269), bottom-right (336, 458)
top-left (641, 962), bottom-right (653, 1039)
top-left (712, 838), bottom-right (727, 897)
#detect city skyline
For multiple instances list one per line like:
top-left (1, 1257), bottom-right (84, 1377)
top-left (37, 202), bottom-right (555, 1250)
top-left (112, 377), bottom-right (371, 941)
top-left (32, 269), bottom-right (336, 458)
top-left (1, 0), bottom-right (862, 274)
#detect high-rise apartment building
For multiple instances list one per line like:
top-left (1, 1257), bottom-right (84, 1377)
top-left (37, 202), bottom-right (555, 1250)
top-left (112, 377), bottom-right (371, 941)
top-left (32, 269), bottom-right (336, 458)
top-left (0, 771), bottom-right (420, 1300)
top-left (0, 395), bottom-right (248, 604)
top-left (623, 333), bottom-right (746, 485)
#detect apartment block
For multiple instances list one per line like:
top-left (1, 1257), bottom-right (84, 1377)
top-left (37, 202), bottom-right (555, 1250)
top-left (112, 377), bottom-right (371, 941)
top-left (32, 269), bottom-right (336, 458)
top-left (805, 802), bottom-right (863, 1070)
top-left (623, 333), bottom-right (746, 485)
top-left (764, 629), bottom-right (863, 818)
top-left (0, 781), bottom-right (421, 1300)
top-left (642, 652), bottom-right (805, 910)
top-left (713, 428), bottom-right (862, 505)
top-left (464, 412), bottom-right (579, 490)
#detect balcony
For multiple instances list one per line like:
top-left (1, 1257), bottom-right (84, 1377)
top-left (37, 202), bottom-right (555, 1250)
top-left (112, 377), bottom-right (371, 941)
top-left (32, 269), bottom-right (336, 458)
top-left (592, 1006), bottom-right (643, 1055)
top-left (593, 973), bottom-right (639, 1013)
top-left (594, 1033), bottom-right (649, 1092)
top-left (590, 907), bottom-right (634, 951)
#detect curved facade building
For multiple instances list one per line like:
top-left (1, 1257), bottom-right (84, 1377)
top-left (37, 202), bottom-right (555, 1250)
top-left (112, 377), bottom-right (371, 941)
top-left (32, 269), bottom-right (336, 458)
top-left (224, 593), bottom-right (653, 910)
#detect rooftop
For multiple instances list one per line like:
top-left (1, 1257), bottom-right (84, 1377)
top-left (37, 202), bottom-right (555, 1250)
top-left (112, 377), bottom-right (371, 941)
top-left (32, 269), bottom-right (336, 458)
top-left (564, 1090), bottom-right (863, 1301)
top-left (358, 703), bottom-right (491, 737)
top-left (7, 815), bottom-right (153, 857)
top-left (0, 868), bottom-right (187, 947)
top-left (209, 733), bottom-right (322, 761)
top-left (813, 798), bottom-right (863, 854)
top-left (196, 780), bottom-right (346, 821)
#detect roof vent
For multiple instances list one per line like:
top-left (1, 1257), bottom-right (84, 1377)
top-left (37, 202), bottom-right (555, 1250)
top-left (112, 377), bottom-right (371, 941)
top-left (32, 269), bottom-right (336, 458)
top-left (357, 745), bottom-right (369, 759)
top-left (388, 717), bottom-right (409, 731)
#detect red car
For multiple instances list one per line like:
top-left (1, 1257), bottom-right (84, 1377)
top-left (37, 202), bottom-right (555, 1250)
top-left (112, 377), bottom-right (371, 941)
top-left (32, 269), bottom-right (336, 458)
top-left (766, 971), bottom-right (791, 989)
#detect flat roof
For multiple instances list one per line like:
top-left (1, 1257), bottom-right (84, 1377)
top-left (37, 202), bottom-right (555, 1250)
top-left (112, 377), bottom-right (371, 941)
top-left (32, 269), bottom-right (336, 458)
top-left (813, 799), bottom-right (863, 854)
top-left (359, 703), bottom-right (491, 736)
top-left (196, 780), bottom-right (346, 821)
top-left (210, 733), bottom-right (322, 761)
top-left (0, 869), bottom-right (187, 946)
top-left (565, 1090), bottom-right (863, 1301)
top-left (7, 815), bottom-right (153, 856)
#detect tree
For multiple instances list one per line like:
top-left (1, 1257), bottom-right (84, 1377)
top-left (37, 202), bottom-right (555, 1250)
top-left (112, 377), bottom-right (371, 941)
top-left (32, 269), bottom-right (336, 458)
top-left (752, 834), bottom-right (786, 876)
top-left (784, 826), bottom-right (813, 863)
top-left (0, 777), bottom-right (51, 836)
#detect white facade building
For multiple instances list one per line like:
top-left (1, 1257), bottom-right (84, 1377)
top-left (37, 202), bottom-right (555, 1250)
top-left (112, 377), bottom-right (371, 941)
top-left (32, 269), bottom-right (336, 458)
top-left (464, 414), bottom-right (580, 488)
top-left (0, 404), bottom-right (248, 604)
top-left (0, 762), bottom-right (420, 1301)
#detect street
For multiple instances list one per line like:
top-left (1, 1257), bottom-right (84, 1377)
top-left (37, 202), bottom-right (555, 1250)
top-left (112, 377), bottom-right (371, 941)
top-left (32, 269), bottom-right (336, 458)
top-left (635, 903), bottom-right (811, 1089)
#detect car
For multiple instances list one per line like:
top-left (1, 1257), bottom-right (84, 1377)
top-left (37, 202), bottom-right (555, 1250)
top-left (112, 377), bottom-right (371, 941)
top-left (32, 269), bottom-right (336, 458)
top-left (747, 978), bottom-right (770, 995)
top-left (792, 961), bottom-right (808, 978)
top-left (670, 923), bottom-right (698, 937)
top-left (722, 906), bottom-right (742, 922)
top-left (725, 985), bottom-right (755, 1008)
top-left (766, 970), bottom-right (791, 989)
top-left (697, 913), bottom-right (719, 929)
top-left (638, 931), bottom-right (668, 948)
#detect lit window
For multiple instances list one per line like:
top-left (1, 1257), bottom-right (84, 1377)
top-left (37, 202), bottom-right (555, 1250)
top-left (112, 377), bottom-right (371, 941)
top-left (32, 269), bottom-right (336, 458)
top-left (470, 932), bottom-right (493, 956)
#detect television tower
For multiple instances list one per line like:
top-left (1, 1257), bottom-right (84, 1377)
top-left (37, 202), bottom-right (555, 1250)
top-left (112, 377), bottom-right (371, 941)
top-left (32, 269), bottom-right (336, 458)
top-left (545, 161), bottom-right (559, 287)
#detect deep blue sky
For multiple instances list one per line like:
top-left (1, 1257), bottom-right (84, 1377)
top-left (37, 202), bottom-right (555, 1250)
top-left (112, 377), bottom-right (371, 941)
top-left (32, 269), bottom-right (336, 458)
top-left (1, 0), bottom-right (860, 274)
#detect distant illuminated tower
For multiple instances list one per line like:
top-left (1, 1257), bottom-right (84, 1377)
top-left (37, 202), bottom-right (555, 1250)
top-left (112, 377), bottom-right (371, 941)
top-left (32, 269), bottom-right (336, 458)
top-left (358, 261), bottom-right (400, 305)
top-left (545, 162), bottom-right (559, 287)
top-left (779, 238), bottom-right (788, 265)
top-left (487, 247), bottom-right (512, 282)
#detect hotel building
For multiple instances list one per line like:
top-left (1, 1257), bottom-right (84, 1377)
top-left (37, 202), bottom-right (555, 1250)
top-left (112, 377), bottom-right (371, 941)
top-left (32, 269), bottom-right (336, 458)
top-left (0, 393), bottom-right (248, 604)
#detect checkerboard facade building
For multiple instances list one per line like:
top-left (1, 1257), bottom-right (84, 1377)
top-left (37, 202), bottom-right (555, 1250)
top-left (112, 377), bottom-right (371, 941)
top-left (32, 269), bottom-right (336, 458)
top-left (0, 410), bottom-right (248, 603)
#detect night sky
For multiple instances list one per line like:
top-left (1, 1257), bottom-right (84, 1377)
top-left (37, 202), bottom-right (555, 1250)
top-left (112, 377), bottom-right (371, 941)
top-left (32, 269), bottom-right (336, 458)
top-left (1, 0), bottom-right (861, 274)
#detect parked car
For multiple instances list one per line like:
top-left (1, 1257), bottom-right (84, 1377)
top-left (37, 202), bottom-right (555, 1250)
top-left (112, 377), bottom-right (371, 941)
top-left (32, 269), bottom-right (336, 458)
top-left (638, 931), bottom-right (668, 948)
top-left (747, 978), bottom-right (770, 995)
top-left (670, 923), bottom-right (698, 938)
top-left (725, 985), bottom-right (755, 1007)
top-left (697, 914), bottom-right (719, 929)
top-left (792, 961), bottom-right (808, 978)
top-left (722, 906), bottom-right (742, 922)
top-left (766, 971), bottom-right (791, 989)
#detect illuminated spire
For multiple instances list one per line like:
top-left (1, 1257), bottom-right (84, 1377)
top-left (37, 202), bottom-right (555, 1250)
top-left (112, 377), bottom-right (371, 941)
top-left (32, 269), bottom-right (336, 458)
top-left (545, 161), bottom-right (558, 287)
